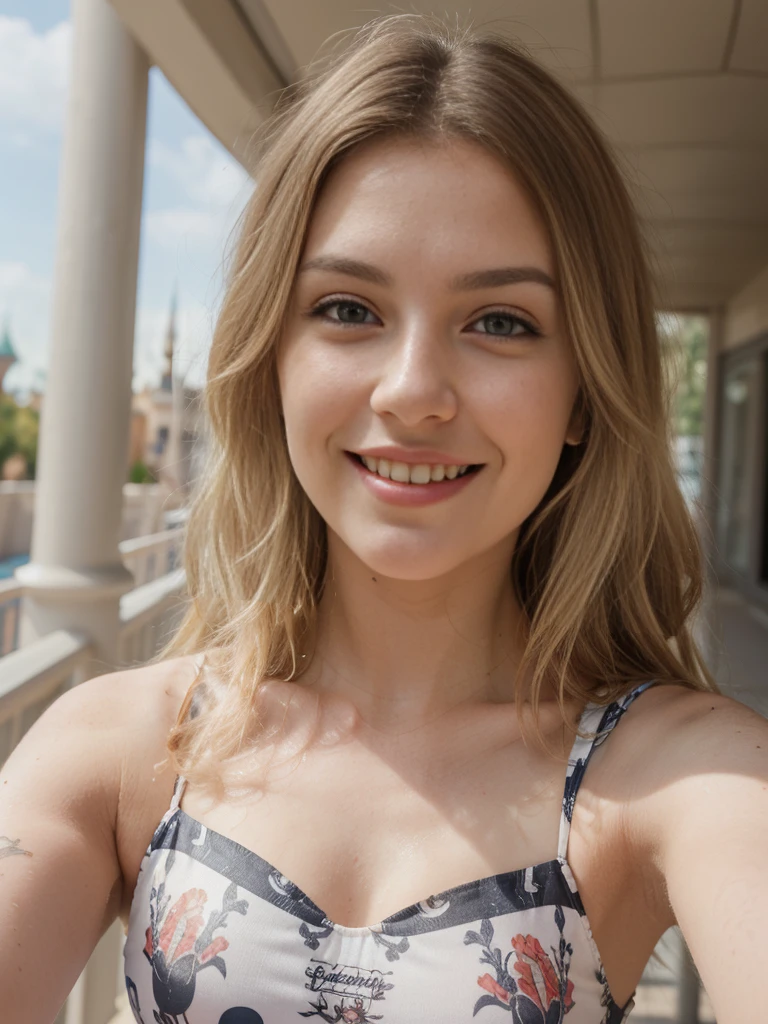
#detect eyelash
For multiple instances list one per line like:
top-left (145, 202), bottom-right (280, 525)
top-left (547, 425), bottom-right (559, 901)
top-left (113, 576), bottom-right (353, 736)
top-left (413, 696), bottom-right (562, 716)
top-left (307, 297), bottom-right (542, 338)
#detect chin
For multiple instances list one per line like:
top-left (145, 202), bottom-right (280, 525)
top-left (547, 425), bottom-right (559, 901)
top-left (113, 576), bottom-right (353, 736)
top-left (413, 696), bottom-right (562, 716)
top-left (339, 528), bottom-right (485, 582)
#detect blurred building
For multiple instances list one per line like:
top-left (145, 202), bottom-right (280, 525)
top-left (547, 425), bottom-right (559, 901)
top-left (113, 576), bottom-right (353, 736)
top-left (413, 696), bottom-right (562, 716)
top-left (129, 292), bottom-right (207, 491)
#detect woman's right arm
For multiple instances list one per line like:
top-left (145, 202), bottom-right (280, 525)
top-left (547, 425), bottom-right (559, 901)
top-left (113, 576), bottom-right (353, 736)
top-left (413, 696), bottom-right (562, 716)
top-left (0, 671), bottom-right (128, 1023)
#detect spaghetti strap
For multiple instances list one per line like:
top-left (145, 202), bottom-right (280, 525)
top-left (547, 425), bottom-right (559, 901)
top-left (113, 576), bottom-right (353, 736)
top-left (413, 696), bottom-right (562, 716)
top-left (557, 680), bottom-right (656, 862)
top-left (168, 774), bottom-right (188, 815)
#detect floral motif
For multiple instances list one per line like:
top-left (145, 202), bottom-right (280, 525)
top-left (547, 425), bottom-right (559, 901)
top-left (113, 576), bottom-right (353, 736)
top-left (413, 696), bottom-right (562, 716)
top-left (466, 907), bottom-right (574, 1022)
top-left (142, 850), bottom-right (249, 1023)
top-left (370, 930), bottom-right (411, 962)
top-left (300, 920), bottom-right (335, 949)
top-left (512, 933), bottom-right (574, 1017)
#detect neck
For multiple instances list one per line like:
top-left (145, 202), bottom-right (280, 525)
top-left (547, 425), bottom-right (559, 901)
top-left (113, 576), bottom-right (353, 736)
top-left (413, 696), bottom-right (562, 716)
top-left (303, 533), bottom-right (534, 733)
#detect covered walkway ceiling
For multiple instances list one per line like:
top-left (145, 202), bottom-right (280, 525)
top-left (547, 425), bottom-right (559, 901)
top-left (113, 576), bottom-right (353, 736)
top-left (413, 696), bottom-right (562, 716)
top-left (110, 0), bottom-right (768, 310)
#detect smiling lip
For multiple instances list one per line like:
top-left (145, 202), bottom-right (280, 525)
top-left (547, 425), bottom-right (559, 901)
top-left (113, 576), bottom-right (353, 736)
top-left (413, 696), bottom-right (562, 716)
top-left (345, 451), bottom-right (483, 507)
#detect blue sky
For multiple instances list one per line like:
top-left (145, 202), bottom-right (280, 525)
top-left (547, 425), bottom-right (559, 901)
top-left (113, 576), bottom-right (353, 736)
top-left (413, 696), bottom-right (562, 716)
top-left (0, 1), bottom-right (251, 394)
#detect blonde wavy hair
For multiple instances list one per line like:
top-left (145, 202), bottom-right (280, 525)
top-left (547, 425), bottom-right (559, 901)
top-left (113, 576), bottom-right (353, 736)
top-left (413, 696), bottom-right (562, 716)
top-left (159, 14), bottom-right (717, 790)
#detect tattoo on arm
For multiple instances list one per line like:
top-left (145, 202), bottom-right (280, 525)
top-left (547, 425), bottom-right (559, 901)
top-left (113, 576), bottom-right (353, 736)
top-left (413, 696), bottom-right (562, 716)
top-left (0, 836), bottom-right (32, 859)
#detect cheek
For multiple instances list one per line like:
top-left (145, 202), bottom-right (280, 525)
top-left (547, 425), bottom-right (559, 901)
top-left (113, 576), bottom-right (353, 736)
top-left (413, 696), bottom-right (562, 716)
top-left (479, 365), bottom-right (576, 485)
top-left (278, 342), bottom-right (359, 474)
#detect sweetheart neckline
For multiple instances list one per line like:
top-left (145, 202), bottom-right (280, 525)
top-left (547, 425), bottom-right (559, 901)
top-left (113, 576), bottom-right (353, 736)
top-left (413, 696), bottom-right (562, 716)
top-left (146, 805), bottom-right (635, 1016)
top-left (175, 807), bottom-right (565, 933)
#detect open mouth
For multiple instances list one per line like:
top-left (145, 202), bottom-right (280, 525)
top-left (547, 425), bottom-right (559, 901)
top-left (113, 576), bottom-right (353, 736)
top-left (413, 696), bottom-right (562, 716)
top-left (347, 452), bottom-right (484, 485)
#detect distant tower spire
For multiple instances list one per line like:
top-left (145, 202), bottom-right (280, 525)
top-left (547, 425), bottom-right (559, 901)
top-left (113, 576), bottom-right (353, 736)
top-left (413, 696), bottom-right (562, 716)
top-left (0, 318), bottom-right (18, 393)
top-left (161, 286), bottom-right (177, 392)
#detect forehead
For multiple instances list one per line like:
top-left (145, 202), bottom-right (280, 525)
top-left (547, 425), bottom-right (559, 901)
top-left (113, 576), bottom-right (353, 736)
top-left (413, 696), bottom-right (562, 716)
top-left (302, 137), bottom-right (553, 277)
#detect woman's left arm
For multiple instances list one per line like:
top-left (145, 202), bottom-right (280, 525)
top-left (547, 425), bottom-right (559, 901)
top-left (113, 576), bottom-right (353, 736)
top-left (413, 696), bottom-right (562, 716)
top-left (651, 691), bottom-right (768, 1024)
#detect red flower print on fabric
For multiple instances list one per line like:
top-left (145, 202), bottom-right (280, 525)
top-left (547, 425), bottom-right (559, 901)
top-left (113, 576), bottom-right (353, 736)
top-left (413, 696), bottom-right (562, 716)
top-left (478, 972), bottom-right (512, 1004)
top-left (140, 849), bottom-right (249, 1023)
top-left (512, 934), bottom-right (574, 1014)
top-left (465, 906), bottom-right (575, 1022)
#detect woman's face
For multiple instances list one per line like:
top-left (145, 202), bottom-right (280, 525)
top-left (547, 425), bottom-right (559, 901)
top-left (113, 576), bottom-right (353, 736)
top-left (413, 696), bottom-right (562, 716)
top-left (278, 137), bottom-right (581, 581)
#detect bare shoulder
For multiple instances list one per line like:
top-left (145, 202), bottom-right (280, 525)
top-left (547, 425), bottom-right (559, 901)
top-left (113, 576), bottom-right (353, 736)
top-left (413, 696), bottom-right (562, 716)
top-left (98, 656), bottom-right (203, 917)
top-left (600, 682), bottom-right (768, 878)
top-left (0, 656), bottom-right (199, 1021)
top-left (589, 683), bottom-right (767, 803)
top-left (2, 653), bottom-right (198, 828)
top-left (633, 682), bottom-right (768, 801)
top-left (12, 653), bottom-right (201, 920)
top-left (611, 682), bottom-right (767, 782)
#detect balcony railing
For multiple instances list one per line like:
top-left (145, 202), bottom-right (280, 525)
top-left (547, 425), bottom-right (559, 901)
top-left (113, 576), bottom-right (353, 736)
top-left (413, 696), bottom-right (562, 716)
top-left (0, 578), bottom-right (22, 658)
top-left (0, 628), bottom-right (93, 765)
top-left (0, 530), bottom-right (188, 1024)
top-left (0, 527), bottom-right (185, 658)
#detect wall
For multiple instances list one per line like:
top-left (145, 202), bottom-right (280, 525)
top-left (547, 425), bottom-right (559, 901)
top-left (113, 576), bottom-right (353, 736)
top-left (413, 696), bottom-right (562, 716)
top-left (723, 262), bottom-right (768, 351)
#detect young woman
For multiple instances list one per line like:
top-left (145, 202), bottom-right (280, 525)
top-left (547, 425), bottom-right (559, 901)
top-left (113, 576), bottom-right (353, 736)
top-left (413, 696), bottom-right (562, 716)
top-left (2, 15), bottom-right (766, 1024)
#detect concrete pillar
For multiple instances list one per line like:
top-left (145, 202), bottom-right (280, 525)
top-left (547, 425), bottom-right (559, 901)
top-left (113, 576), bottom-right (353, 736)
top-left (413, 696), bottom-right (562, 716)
top-left (15, 2), bottom-right (148, 1022)
top-left (16, 0), bottom-right (148, 670)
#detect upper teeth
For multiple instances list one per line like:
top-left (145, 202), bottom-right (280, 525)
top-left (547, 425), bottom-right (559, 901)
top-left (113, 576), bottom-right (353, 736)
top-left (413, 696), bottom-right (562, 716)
top-left (360, 457), bottom-right (471, 483)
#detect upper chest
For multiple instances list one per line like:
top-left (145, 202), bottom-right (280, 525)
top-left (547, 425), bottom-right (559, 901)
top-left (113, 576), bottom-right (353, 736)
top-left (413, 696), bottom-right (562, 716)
top-left (117, 685), bottom-right (672, 1009)
top-left (119, 698), bottom-right (622, 925)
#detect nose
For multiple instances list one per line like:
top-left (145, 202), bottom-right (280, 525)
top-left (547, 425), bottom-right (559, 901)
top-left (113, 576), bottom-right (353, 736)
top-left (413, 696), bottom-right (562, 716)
top-left (369, 324), bottom-right (458, 426)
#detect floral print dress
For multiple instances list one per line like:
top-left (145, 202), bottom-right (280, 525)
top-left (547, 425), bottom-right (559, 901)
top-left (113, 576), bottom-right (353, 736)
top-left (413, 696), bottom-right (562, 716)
top-left (123, 681), bottom-right (656, 1024)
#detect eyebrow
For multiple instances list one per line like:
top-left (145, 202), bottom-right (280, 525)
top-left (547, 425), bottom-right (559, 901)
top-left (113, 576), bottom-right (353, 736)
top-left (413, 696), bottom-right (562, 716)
top-left (299, 256), bottom-right (391, 286)
top-left (298, 255), bottom-right (555, 292)
top-left (452, 266), bottom-right (556, 291)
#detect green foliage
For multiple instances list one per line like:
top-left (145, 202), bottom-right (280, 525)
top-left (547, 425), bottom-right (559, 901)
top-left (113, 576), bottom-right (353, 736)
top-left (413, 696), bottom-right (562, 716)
top-left (129, 459), bottom-right (157, 484)
top-left (658, 314), bottom-right (708, 438)
top-left (0, 395), bottom-right (39, 478)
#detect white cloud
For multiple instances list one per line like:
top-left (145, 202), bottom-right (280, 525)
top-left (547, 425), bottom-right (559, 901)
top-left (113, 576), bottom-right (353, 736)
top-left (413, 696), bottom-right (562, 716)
top-left (0, 17), bottom-right (71, 141)
top-left (143, 207), bottom-right (229, 248)
top-left (0, 262), bottom-right (49, 296)
top-left (0, 260), bottom-right (212, 395)
top-left (143, 135), bottom-right (251, 256)
top-left (148, 135), bottom-right (251, 208)
top-left (134, 299), bottom-right (213, 392)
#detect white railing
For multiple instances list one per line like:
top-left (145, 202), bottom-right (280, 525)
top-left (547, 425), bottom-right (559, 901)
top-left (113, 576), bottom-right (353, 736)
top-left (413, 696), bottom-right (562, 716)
top-left (0, 550), bottom-right (188, 1024)
top-left (0, 569), bottom-right (187, 771)
top-left (118, 567), bottom-right (187, 666)
top-left (0, 578), bottom-right (22, 657)
top-left (120, 527), bottom-right (184, 587)
top-left (0, 527), bottom-right (185, 658)
top-left (0, 628), bottom-right (94, 765)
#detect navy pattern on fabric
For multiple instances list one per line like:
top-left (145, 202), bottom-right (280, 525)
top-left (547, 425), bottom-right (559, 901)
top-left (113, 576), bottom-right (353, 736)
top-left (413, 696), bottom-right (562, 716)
top-left (124, 681), bottom-right (656, 1024)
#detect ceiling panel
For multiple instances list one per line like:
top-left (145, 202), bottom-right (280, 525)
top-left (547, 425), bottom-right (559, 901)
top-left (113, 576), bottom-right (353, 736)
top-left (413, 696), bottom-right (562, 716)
top-left (597, 0), bottom-right (733, 77)
top-left (583, 76), bottom-right (768, 147)
top-left (625, 147), bottom-right (768, 222)
top-left (729, 0), bottom-right (768, 72)
top-left (235, 0), bottom-right (768, 304)
top-left (257, 0), bottom-right (594, 80)
top-left (651, 222), bottom-right (768, 280)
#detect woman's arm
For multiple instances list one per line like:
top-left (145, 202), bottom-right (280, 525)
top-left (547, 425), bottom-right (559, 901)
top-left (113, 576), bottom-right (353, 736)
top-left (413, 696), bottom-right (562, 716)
top-left (0, 672), bottom-right (127, 1024)
top-left (649, 690), bottom-right (768, 1024)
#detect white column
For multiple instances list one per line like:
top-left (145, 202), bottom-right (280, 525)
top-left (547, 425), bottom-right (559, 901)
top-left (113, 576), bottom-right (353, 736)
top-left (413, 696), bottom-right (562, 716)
top-left (17, 4), bottom-right (148, 1021)
top-left (17, 0), bottom-right (148, 669)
